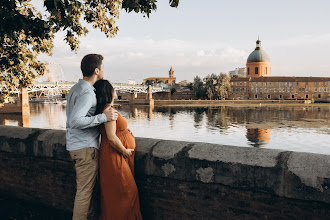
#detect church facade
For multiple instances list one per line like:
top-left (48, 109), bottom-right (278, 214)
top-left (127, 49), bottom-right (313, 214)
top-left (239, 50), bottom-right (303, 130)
top-left (143, 67), bottom-right (176, 85)
top-left (229, 39), bottom-right (330, 101)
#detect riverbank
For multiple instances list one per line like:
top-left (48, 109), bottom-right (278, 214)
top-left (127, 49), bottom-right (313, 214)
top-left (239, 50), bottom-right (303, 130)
top-left (153, 99), bottom-right (330, 107)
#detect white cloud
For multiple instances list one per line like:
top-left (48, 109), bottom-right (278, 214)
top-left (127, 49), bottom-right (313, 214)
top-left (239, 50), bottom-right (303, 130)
top-left (37, 31), bottom-right (330, 83)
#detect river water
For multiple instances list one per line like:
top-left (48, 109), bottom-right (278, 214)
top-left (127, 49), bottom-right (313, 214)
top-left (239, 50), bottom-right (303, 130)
top-left (1, 103), bottom-right (329, 154)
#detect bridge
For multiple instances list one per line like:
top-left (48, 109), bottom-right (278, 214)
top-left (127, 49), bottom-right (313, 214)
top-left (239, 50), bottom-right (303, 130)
top-left (0, 81), bottom-right (170, 96)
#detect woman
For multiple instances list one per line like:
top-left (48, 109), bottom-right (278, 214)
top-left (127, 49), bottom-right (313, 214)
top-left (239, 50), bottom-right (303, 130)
top-left (94, 79), bottom-right (143, 220)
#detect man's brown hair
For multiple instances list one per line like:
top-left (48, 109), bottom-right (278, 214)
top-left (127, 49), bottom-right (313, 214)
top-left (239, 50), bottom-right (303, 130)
top-left (81, 54), bottom-right (104, 77)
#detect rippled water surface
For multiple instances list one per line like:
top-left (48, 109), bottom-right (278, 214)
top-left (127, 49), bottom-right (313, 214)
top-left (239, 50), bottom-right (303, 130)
top-left (1, 103), bottom-right (329, 154)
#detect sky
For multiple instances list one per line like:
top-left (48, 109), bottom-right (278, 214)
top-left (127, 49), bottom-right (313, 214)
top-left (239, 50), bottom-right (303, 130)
top-left (36, 0), bottom-right (330, 83)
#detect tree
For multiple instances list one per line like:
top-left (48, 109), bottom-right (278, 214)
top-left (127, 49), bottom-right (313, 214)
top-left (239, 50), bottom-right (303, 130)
top-left (145, 79), bottom-right (155, 86)
top-left (232, 74), bottom-right (244, 78)
top-left (192, 75), bottom-right (205, 99)
top-left (0, 0), bottom-right (180, 98)
top-left (170, 87), bottom-right (176, 95)
top-left (204, 72), bottom-right (231, 100)
top-left (217, 72), bottom-right (231, 100)
top-left (204, 73), bottom-right (218, 99)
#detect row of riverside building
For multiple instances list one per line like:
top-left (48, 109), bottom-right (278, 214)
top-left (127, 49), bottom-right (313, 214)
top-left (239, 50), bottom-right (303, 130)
top-left (228, 39), bottom-right (330, 101)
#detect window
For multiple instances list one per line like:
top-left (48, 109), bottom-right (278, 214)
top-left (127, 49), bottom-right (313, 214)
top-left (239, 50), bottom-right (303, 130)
top-left (251, 88), bottom-right (254, 92)
top-left (256, 82), bottom-right (258, 86)
top-left (265, 67), bottom-right (268, 75)
top-left (291, 88), bottom-right (294, 92)
top-left (256, 88), bottom-right (258, 93)
top-left (319, 88), bottom-right (322, 92)
top-left (265, 88), bottom-right (267, 92)
top-left (292, 95), bottom-right (295, 99)
top-left (299, 88), bottom-right (301, 92)
top-left (287, 88), bottom-right (290, 92)
top-left (247, 68), bottom-right (250, 75)
top-left (255, 95), bottom-right (258, 99)
top-left (274, 82), bottom-right (277, 86)
top-left (302, 88), bottom-right (305, 92)
top-left (269, 82), bottom-right (272, 86)
top-left (279, 88), bottom-right (282, 93)
top-left (240, 82), bottom-right (242, 86)
top-left (255, 67), bottom-right (259, 75)
top-left (260, 88), bottom-right (263, 92)
top-left (318, 94), bottom-right (321, 98)
top-left (274, 88), bottom-right (276, 93)
top-left (283, 88), bottom-right (285, 93)
top-left (269, 89), bottom-right (272, 93)
top-left (264, 82), bottom-right (267, 86)
top-left (306, 88), bottom-right (308, 92)
top-left (244, 82), bottom-right (246, 86)
top-left (231, 82), bottom-right (233, 85)
top-left (315, 88), bottom-right (317, 92)
top-left (267, 94), bottom-right (271, 99)
top-left (306, 82), bottom-right (308, 86)
top-left (280, 95), bottom-right (282, 99)
top-left (297, 82), bottom-right (299, 86)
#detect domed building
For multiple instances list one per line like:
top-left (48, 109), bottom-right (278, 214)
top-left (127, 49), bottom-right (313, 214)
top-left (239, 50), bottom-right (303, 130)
top-left (246, 39), bottom-right (271, 78)
top-left (229, 39), bottom-right (330, 101)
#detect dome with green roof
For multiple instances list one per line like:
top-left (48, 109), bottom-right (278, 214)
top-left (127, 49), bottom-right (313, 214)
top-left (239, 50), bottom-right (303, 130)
top-left (247, 39), bottom-right (270, 63)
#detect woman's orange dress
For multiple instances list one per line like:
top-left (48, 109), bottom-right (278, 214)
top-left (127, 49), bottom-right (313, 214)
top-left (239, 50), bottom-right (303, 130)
top-left (99, 106), bottom-right (143, 220)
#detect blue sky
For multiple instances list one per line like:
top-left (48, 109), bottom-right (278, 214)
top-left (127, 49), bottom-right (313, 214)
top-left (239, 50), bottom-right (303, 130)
top-left (37, 0), bottom-right (330, 83)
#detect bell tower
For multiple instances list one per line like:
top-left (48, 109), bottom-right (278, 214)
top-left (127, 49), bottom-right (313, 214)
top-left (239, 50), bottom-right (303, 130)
top-left (169, 67), bottom-right (174, 78)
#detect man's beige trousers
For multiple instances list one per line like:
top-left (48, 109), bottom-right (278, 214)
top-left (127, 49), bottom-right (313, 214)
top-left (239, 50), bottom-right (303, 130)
top-left (70, 147), bottom-right (99, 220)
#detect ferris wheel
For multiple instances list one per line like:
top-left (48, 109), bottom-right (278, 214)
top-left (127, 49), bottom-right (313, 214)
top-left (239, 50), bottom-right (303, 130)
top-left (45, 61), bottom-right (65, 82)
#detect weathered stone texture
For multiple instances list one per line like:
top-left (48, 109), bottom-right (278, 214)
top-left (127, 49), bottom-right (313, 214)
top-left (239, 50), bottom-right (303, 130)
top-left (0, 126), bottom-right (329, 219)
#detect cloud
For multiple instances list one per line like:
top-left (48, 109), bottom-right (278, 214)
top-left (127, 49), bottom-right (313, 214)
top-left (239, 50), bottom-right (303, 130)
top-left (37, 31), bottom-right (330, 83)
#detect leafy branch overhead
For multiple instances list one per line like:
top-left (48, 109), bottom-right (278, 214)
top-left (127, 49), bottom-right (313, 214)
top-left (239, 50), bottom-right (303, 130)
top-left (0, 0), bottom-right (179, 91)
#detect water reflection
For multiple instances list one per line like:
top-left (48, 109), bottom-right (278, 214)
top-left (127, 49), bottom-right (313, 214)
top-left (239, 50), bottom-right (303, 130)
top-left (1, 103), bottom-right (329, 154)
top-left (0, 114), bottom-right (29, 127)
top-left (246, 128), bottom-right (271, 148)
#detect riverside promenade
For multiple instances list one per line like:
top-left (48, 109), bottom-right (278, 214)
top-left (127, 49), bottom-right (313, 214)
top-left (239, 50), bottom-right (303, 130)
top-left (0, 126), bottom-right (329, 219)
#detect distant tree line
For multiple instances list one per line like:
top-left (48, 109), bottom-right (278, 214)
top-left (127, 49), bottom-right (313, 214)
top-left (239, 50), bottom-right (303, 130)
top-left (145, 79), bottom-right (165, 86)
top-left (193, 73), bottom-right (231, 100)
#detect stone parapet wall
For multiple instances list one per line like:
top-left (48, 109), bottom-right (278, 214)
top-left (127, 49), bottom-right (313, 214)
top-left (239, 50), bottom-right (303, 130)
top-left (0, 126), bottom-right (329, 219)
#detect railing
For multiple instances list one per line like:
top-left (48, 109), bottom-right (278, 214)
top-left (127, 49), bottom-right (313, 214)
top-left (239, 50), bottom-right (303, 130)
top-left (1, 81), bottom-right (170, 94)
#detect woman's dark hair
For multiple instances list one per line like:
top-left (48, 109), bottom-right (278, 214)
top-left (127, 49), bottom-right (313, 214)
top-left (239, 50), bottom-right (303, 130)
top-left (81, 54), bottom-right (104, 77)
top-left (94, 79), bottom-right (115, 115)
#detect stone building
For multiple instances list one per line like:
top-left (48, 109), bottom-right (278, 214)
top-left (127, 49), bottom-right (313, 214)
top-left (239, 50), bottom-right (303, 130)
top-left (229, 39), bottom-right (330, 101)
top-left (143, 67), bottom-right (176, 85)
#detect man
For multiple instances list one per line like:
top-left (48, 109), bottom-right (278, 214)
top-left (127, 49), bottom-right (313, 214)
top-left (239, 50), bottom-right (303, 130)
top-left (66, 54), bottom-right (118, 220)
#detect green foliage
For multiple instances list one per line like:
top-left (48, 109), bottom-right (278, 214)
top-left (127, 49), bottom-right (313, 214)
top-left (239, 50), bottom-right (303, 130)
top-left (170, 87), bottom-right (176, 95)
top-left (204, 72), bottom-right (231, 100)
top-left (0, 0), bottom-right (180, 97)
top-left (192, 76), bottom-right (205, 99)
top-left (145, 79), bottom-right (154, 86)
top-left (232, 74), bottom-right (244, 78)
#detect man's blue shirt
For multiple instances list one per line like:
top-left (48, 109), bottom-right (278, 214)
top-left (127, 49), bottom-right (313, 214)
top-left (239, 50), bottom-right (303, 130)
top-left (66, 79), bottom-right (107, 151)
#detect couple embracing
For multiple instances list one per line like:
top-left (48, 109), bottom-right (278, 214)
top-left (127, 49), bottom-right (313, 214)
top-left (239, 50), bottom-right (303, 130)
top-left (66, 54), bottom-right (143, 220)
